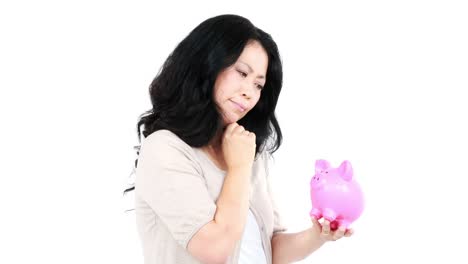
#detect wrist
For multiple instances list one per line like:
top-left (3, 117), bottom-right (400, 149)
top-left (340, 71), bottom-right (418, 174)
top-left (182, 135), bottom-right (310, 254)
top-left (227, 165), bottom-right (252, 174)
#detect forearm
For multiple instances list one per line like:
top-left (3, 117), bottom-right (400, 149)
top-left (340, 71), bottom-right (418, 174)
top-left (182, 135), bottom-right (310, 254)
top-left (214, 167), bottom-right (251, 240)
top-left (271, 227), bottom-right (326, 264)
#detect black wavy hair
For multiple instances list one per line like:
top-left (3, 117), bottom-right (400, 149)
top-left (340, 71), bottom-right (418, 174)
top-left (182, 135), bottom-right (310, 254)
top-left (124, 14), bottom-right (283, 194)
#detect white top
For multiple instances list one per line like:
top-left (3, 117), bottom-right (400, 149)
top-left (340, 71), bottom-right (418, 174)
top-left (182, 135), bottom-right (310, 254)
top-left (238, 209), bottom-right (268, 264)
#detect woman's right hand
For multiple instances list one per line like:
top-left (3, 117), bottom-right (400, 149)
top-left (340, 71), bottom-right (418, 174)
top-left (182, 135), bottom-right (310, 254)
top-left (221, 122), bottom-right (256, 171)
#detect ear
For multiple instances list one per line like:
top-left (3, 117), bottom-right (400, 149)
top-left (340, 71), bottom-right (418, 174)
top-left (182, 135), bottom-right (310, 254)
top-left (315, 159), bottom-right (331, 173)
top-left (338, 160), bottom-right (353, 181)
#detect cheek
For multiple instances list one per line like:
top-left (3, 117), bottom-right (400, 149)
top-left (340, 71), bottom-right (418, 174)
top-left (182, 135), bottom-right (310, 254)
top-left (223, 73), bottom-right (240, 90)
top-left (253, 93), bottom-right (261, 106)
top-left (214, 88), bottom-right (228, 105)
top-left (216, 75), bottom-right (238, 99)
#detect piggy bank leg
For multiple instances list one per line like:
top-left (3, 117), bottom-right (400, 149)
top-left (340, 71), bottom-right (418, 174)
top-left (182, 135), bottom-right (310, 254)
top-left (330, 220), bottom-right (340, 231)
top-left (339, 220), bottom-right (351, 230)
top-left (309, 208), bottom-right (322, 219)
top-left (322, 208), bottom-right (337, 222)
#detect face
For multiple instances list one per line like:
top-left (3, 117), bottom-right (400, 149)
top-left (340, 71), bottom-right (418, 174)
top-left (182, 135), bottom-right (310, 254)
top-left (213, 41), bottom-right (268, 126)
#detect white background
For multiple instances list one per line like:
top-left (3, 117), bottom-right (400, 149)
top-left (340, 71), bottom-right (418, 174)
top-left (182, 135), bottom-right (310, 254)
top-left (1, 0), bottom-right (467, 263)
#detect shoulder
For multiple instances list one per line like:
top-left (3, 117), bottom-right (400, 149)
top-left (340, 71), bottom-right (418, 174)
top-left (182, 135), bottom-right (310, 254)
top-left (139, 129), bottom-right (198, 163)
top-left (259, 150), bottom-right (276, 181)
top-left (250, 150), bottom-right (272, 182)
top-left (259, 150), bottom-right (272, 168)
top-left (144, 129), bottom-right (185, 145)
top-left (143, 129), bottom-right (192, 151)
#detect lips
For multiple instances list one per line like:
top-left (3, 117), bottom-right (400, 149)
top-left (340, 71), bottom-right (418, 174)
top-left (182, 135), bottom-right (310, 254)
top-left (230, 100), bottom-right (246, 112)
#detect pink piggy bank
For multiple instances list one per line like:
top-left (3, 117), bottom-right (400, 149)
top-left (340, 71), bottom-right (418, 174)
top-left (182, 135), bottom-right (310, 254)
top-left (309, 159), bottom-right (364, 230)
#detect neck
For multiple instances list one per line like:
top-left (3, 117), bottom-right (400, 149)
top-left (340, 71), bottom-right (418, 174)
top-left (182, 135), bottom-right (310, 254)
top-left (205, 127), bottom-right (225, 154)
top-left (208, 133), bottom-right (222, 152)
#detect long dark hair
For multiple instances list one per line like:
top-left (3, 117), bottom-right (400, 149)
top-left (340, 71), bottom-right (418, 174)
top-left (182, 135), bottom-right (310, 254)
top-left (124, 14), bottom-right (283, 194)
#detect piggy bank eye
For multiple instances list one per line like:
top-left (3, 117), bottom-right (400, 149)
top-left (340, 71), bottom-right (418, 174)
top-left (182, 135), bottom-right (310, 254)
top-left (325, 171), bottom-right (328, 174)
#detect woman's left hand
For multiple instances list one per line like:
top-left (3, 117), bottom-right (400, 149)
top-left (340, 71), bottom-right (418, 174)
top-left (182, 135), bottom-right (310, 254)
top-left (310, 217), bottom-right (354, 242)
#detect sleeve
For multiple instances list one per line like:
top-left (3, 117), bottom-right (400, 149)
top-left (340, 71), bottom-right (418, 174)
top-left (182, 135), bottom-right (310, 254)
top-left (135, 131), bottom-right (217, 249)
top-left (263, 151), bottom-right (288, 234)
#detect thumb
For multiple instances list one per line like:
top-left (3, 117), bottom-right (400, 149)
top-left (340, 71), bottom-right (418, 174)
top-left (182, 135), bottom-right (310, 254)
top-left (310, 216), bottom-right (321, 227)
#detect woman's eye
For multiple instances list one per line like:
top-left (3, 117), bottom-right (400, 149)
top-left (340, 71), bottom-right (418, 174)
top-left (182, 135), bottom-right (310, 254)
top-left (237, 70), bottom-right (263, 90)
top-left (237, 70), bottom-right (247, 77)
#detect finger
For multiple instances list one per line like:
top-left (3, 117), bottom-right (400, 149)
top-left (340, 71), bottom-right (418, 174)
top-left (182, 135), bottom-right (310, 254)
top-left (322, 220), bottom-right (331, 235)
top-left (234, 125), bottom-right (246, 134)
top-left (225, 122), bottom-right (238, 134)
top-left (333, 226), bottom-right (346, 240)
top-left (344, 228), bottom-right (354, 237)
top-left (310, 216), bottom-right (320, 227)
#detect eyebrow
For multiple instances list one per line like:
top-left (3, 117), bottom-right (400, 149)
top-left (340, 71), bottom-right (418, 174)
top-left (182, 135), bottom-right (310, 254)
top-left (239, 61), bottom-right (265, 80)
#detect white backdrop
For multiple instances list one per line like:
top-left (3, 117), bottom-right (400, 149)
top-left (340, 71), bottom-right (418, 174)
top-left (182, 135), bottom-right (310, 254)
top-left (1, 0), bottom-right (467, 263)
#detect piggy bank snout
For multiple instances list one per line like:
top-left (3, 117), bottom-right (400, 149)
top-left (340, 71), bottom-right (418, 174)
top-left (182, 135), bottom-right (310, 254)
top-left (310, 173), bottom-right (325, 189)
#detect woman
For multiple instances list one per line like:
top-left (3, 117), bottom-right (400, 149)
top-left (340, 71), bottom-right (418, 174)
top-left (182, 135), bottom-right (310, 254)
top-left (128, 14), bottom-right (353, 264)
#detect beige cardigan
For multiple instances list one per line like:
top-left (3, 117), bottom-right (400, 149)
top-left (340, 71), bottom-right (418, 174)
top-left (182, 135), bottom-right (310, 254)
top-left (135, 129), bottom-right (287, 263)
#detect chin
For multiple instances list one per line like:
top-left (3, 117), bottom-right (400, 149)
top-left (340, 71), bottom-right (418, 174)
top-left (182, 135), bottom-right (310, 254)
top-left (223, 118), bottom-right (238, 126)
top-left (222, 111), bottom-right (241, 124)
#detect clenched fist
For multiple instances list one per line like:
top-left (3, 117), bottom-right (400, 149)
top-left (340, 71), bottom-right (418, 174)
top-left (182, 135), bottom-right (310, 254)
top-left (221, 122), bottom-right (256, 172)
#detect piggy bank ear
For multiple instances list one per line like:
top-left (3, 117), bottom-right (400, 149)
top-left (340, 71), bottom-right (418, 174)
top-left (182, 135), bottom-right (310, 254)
top-left (315, 159), bottom-right (331, 173)
top-left (338, 160), bottom-right (353, 181)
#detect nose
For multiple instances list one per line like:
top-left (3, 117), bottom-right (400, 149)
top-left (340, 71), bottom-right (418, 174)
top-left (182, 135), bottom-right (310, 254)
top-left (240, 82), bottom-right (254, 99)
